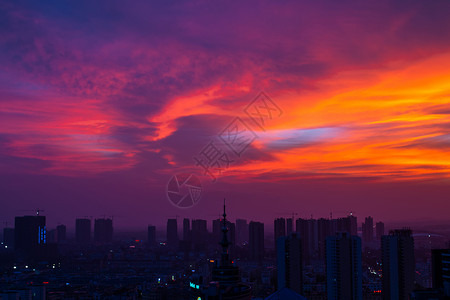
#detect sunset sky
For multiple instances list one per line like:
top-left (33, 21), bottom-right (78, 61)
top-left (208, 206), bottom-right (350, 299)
top-left (1, 0), bottom-right (450, 229)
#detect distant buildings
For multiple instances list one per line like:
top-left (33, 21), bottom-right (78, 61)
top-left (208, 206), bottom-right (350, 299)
top-left (376, 221), bottom-right (385, 240)
top-left (274, 218), bottom-right (286, 249)
top-left (295, 218), bottom-right (314, 263)
top-left (147, 225), bottom-right (156, 247)
top-left (75, 218), bottom-right (91, 244)
top-left (94, 218), bottom-right (113, 243)
top-left (362, 216), bottom-right (374, 245)
top-left (382, 229), bottom-right (415, 300)
top-left (236, 219), bottom-right (248, 246)
top-left (191, 219), bottom-right (208, 251)
top-left (166, 218), bottom-right (178, 249)
top-left (277, 233), bottom-right (303, 294)
top-left (295, 215), bottom-right (357, 262)
top-left (286, 218), bottom-right (293, 235)
top-left (249, 221), bottom-right (264, 263)
top-left (326, 232), bottom-right (362, 300)
top-left (56, 224), bottom-right (66, 242)
top-left (2, 227), bottom-right (14, 249)
top-left (349, 214), bottom-right (357, 236)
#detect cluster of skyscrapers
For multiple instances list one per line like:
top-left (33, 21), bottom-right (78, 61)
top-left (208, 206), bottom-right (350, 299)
top-left (3, 214), bottom-right (114, 260)
top-left (3, 211), bottom-right (450, 299)
top-left (273, 215), bottom-right (449, 300)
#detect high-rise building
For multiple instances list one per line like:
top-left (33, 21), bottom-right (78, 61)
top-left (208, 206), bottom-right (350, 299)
top-left (183, 218), bottom-right (190, 241)
top-left (228, 221), bottom-right (236, 256)
top-left (286, 218), bottom-right (293, 235)
top-left (249, 221), bottom-right (264, 263)
top-left (213, 218), bottom-right (222, 244)
top-left (317, 218), bottom-right (331, 260)
top-left (432, 249), bottom-right (450, 297)
top-left (326, 232), bottom-right (362, 300)
top-left (166, 218), bottom-right (178, 249)
top-left (274, 218), bottom-right (286, 249)
top-left (236, 219), bottom-right (248, 246)
top-left (191, 219), bottom-right (208, 251)
top-left (147, 225), bottom-right (156, 247)
top-left (75, 218), bottom-right (91, 244)
top-left (14, 215), bottom-right (46, 256)
top-left (349, 214), bottom-right (357, 236)
top-left (47, 229), bottom-right (57, 243)
top-left (376, 221), bottom-right (385, 240)
top-left (296, 218), bottom-right (319, 263)
top-left (362, 216), bottom-right (374, 245)
top-left (94, 218), bottom-right (113, 243)
top-left (56, 224), bottom-right (66, 242)
top-left (382, 229), bottom-right (415, 300)
top-left (277, 233), bottom-right (303, 294)
top-left (3, 227), bottom-right (14, 249)
top-left (336, 216), bottom-right (352, 234)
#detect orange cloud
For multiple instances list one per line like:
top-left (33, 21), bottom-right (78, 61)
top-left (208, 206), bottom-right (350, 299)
top-left (218, 53), bottom-right (450, 182)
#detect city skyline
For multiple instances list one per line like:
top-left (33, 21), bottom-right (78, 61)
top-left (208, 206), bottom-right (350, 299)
top-left (2, 205), bottom-right (449, 232)
top-left (2, 1), bottom-right (450, 228)
top-left (3, 210), bottom-right (430, 240)
top-left (2, 201), bottom-right (449, 299)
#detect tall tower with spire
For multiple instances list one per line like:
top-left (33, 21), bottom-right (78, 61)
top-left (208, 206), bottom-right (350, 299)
top-left (220, 198), bottom-right (230, 266)
top-left (190, 199), bottom-right (252, 299)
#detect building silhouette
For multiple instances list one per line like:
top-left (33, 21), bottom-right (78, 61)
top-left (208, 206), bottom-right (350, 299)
top-left (15, 215), bottom-right (46, 257)
top-left (432, 249), bottom-right (450, 297)
top-left (147, 225), bottom-right (156, 247)
top-left (166, 218), bottom-right (178, 249)
top-left (286, 218), bottom-right (293, 235)
top-left (75, 218), bottom-right (91, 244)
top-left (56, 224), bottom-right (66, 242)
top-left (183, 218), bottom-right (190, 242)
top-left (3, 227), bottom-right (14, 249)
top-left (335, 216), bottom-right (353, 234)
top-left (326, 232), bottom-right (362, 300)
top-left (349, 214), bottom-right (357, 236)
top-left (191, 219), bottom-right (208, 252)
top-left (274, 218), bottom-right (286, 249)
top-left (296, 218), bottom-right (315, 264)
top-left (277, 232), bottom-right (303, 295)
top-left (47, 229), bottom-right (57, 243)
top-left (213, 218), bottom-right (221, 245)
top-left (382, 229), bottom-right (415, 300)
top-left (236, 219), bottom-right (248, 246)
top-left (362, 216), bottom-right (374, 245)
top-left (94, 218), bottom-right (113, 243)
top-left (295, 215), bottom-right (357, 263)
top-left (318, 218), bottom-right (332, 260)
top-left (376, 221), bottom-right (385, 240)
top-left (249, 221), bottom-right (264, 263)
